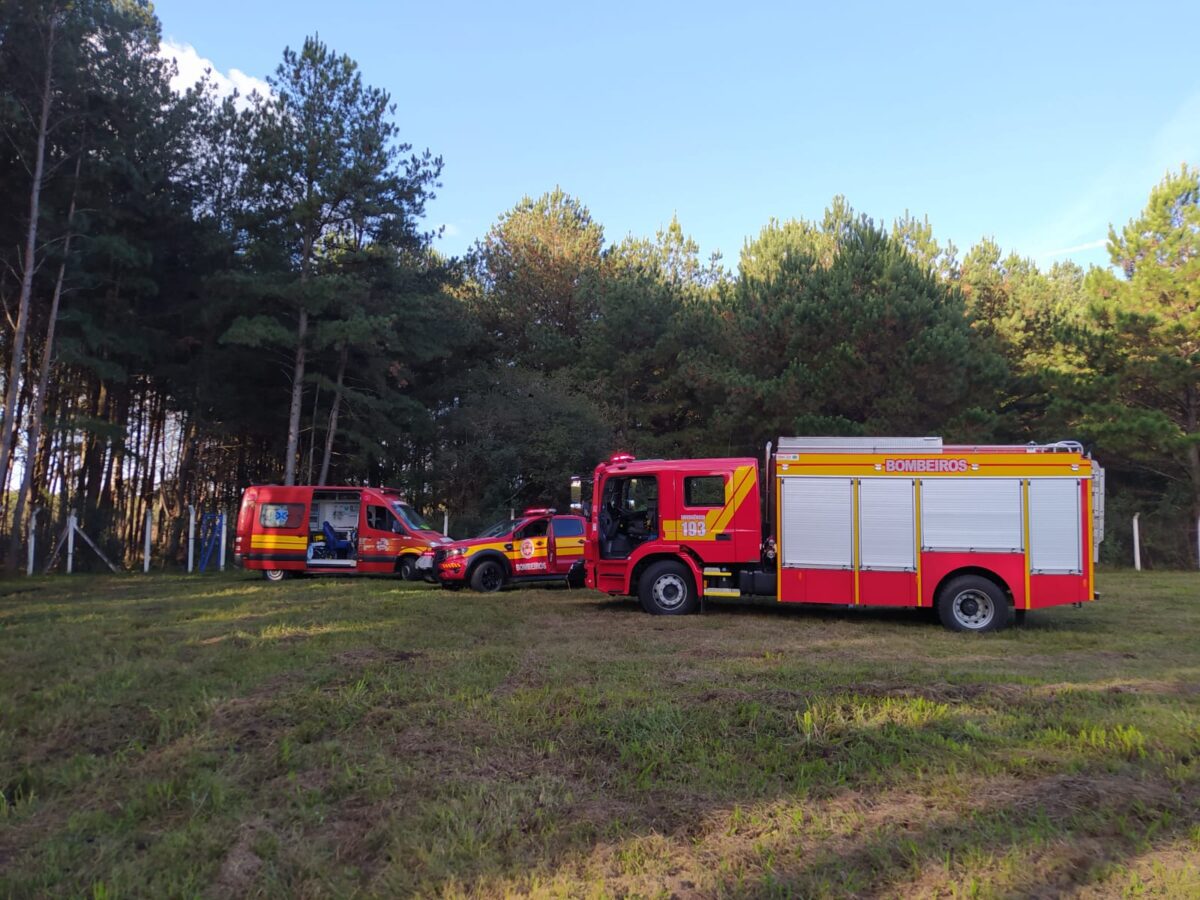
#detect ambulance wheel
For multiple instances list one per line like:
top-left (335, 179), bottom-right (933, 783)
top-left (638, 560), bottom-right (697, 615)
top-left (396, 556), bottom-right (417, 581)
top-left (470, 559), bottom-right (506, 593)
top-left (263, 569), bottom-right (288, 583)
top-left (937, 575), bottom-right (1010, 633)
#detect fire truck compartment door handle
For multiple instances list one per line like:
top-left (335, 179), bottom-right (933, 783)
top-left (716, 533), bottom-right (731, 541)
top-left (504, 543), bottom-right (513, 551)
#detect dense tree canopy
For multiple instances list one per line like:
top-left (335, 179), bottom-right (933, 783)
top-left (0, 0), bottom-right (1196, 566)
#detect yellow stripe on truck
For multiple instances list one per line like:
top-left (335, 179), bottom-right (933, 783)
top-left (251, 535), bottom-right (307, 549)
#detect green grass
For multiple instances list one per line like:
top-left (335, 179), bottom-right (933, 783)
top-left (1, 571), bottom-right (1198, 897)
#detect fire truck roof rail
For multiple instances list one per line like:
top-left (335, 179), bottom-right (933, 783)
top-left (777, 436), bottom-right (943, 454)
top-left (943, 440), bottom-right (1085, 454)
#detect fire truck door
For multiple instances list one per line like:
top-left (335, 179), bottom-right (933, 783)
top-left (550, 516), bottom-right (585, 575)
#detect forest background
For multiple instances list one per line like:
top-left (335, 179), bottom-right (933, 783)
top-left (2, 0), bottom-right (1198, 569)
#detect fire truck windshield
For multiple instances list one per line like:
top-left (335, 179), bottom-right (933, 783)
top-left (392, 502), bottom-right (434, 532)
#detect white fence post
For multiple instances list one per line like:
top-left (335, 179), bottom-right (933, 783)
top-left (66, 512), bottom-right (76, 575)
top-left (187, 505), bottom-right (195, 573)
top-left (26, 508), bottom-right (40, 576)
top-left (1132, 512), bottom-right (1141, 571)
top-left (219, 511), bottom-right (227, 572)
top-left (143, 507), bottom-right (153, 573)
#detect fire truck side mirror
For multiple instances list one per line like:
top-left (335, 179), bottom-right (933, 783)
top-left (570, 475), bottom-right (582, 512)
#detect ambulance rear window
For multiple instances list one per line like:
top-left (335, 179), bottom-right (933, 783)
top-left (260, 503), bottom-right (305, 529)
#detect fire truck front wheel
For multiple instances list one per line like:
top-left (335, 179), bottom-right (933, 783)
top-left (638, 560), bottom-right (697, 615)
top-left (937, 575), bottom-right (1011, 633)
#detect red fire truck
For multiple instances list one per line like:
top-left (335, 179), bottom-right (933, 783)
top-left (235, 485), bottom-right (450, 581)
top-left (428, 508), bottom-right (587, 591)
top-left (584, 437), bottom-right (1104, 631)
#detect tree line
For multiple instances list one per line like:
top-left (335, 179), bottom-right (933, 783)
top-left (2, 1), bottom-right (1197, 569)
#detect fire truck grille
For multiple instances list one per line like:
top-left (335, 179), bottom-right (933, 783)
top-left (433, 549), bottom-right (447, 566)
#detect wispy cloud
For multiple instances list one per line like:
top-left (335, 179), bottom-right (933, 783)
top-left (1035, 237), bottom-right (1108, 261)
top-left (157, 39), bottom-right (270, 108)
top-left (1027, 89), bottom-right (1200, 263)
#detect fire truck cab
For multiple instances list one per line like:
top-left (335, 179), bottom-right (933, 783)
top-left (584, 438), bottom-right (1104, 632)
top-left (235, 485), bottom-right (449, 581)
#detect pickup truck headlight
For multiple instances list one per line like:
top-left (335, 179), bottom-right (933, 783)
top-left (445, 547), bottom-right (465, 558)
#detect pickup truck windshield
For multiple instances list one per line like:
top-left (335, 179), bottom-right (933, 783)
top-left (476, 519), bottom-right (519, 539)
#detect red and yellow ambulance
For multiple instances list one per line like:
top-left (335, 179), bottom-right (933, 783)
top-left (430, 508), bottom-right (587, 591)
top-left (235, 484), bottom-right (450, 581)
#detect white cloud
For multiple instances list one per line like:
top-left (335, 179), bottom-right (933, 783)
top-left (1035, 237), bottom-right (1108, 261)
top-left (1026, 89), bottom-right (1200, 264)
top-left (158, 39), bottom-right (270, 108)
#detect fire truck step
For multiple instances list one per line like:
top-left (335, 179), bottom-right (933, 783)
top-left (703, 568), bottom-right (732, 577)
top-left (704, 587), bottom-right (741, 598)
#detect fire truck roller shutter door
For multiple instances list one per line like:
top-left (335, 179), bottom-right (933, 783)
top-left (858, 478), bottom-right (916, 571)
top-left (921, 479), bottom-right (1023, 553)
top-left (1028, 478), bottom-right (1083, 574)
top-left (780, 477), bottom-right (853, 569)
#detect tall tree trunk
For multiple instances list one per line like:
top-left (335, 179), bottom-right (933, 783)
top-left (283, 308), bottom-right (308, 484)
top-left (6, 214), bottom-right (72, 570)
top-left (0, 16), bottom-right (56, 499)
top-left (305, 383), bottom-right (319, 484)
top-left (318, 343), bottom-right (348, 486)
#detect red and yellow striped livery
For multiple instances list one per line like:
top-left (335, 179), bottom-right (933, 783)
top-left (584, 438), bottom-right (1103, 632)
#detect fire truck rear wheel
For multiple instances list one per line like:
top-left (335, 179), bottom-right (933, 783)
top-left (937, 575), bottom-right (1011, 633)
top-left (263, 569), bottom-right (288, 583)
top-left (470, 559), bottom-right (506, 593)
top-left (638, 560), bottom-right (697, 615)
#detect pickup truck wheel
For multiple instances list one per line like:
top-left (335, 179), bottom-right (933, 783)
top-left (937, 575), bottom-right (1010, 633)
top-left (397, 556), bottom-right (417, 581)
top-left (470, 559), bottom-right (506, 593)
top-left (638, 560), bottom-right (697, 615)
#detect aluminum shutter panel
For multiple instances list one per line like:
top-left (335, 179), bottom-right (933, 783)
top-left (781, 477), bottom-right (853, 568)
top-left (859, 478), bottom-right (915, 570)
top-left (921, 478), bottom-right (1022, 552)
top-left (1029, 478), bottom-right (1082, 573)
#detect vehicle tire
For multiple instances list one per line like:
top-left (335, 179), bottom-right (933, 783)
top-left (936, 574), bottom-right (1011, 633)
top-left (470, 559), bottom-right (506, 593)
top-left (263, 569), bottom-right (288, 583)
top-left (397, 556), bottom-right (417, 581)
top-left (566, 562), bottom-right (585, 589)
top-left (638, 560), bottom-right (697, 615)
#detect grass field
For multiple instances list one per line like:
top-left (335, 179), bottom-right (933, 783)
top-left (1, 571), bottom-right (1198, 898)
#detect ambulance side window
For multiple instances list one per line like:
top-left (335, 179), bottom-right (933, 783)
top-left (684, 476), bottom-right (725, 507)
top-left (260, 503), bottom-right (305, 529)
top-left (366, 505), bottom-right (394, 532)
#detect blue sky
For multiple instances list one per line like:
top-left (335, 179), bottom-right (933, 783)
top-left (153, 0), bottom-right (1200, 272)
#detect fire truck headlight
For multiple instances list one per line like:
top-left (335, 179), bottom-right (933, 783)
top-left (446, 548), bottom-right (465, 558)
